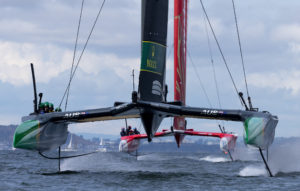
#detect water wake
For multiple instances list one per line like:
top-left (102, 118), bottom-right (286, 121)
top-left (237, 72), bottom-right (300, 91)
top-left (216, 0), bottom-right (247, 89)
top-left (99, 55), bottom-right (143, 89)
top-left (137, 153), bottom-right (169, 161)
top-left (239, 165), bottom-right (267, 177)
top-left (60, 152), bottom-right (129, 172)
top-left (199, 156), bottom-right (229, 163)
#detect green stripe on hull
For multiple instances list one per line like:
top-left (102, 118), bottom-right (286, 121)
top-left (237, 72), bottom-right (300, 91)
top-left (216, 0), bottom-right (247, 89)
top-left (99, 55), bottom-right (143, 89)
top-left (243, 117), bottom-right (265, 147)
top-left (13, 120), bottom-right (40, 150)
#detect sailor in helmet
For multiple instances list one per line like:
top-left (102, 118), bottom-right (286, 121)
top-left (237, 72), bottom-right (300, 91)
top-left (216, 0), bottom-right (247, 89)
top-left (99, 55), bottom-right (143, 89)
top-left (49, 103), bottom-right (54, 112)
top-left (55, 107), bottom-right (62, 112)
top-left (39, 103), bottom-right (45, 114)
top-left (126, 126), bottom-right (132, 135)
top-left (120, 127), bottom-right (126, 137)
top-left (133, 128), bottom-right (140, 135)
top-left (44, 102), bottom-right (49, 113)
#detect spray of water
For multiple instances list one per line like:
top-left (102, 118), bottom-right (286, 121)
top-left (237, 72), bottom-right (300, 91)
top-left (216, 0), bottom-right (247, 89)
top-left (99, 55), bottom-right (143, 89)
top-left (199, 156), bottom-right (230, 163)
top-left (59, 138), bottom-right (300, 177)
top-left (268, 139), bottom-right (300, 174)
top-left (137, 153), bottom-right (169, 161)
top-left (238, 138), bottom-right (300, 176)
top-left (239, 165), bottom-right (268, 177)
top-left (60, 152), bottom-right (171, 173)
top-left (60, 152), bottom-right (132, 172)
top-left (231, 146), bottom-right (260, 162)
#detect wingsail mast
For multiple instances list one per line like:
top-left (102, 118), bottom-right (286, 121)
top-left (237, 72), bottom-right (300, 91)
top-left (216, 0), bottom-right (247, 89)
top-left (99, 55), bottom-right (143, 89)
top-left (173, 0), bottom-right (188, 147)
top-left (138, 0), bottom-right (169, 141)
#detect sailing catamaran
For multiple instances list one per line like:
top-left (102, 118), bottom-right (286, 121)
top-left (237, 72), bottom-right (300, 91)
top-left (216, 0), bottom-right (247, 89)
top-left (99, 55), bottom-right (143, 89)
top-left (13, 0), bottom-right (278, 176)
top-left (97, 138), bottom-right (107, 152)
top-left (62, 134), bottom-right (76, 152)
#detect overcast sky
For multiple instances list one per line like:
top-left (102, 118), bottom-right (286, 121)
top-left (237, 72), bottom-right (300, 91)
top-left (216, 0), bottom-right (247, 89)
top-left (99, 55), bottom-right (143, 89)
top-left (1, 0), bottom-right (300, 138)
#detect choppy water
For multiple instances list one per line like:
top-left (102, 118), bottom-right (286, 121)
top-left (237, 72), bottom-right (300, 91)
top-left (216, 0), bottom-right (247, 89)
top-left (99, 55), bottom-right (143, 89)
top-left (1, 149), bottom-right (300, 191)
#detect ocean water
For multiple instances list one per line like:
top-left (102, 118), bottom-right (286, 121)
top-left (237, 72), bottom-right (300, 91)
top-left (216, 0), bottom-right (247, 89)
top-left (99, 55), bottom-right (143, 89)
top-left (1, 149), bottom-right (300, 191)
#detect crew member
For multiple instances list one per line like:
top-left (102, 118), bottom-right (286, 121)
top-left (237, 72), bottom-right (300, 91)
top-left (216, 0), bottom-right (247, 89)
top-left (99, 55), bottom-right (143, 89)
top-left (39, 103), bottom-right (45, 114)
top-left (120, 128), bottom-right (126, 137)
top-left (126, 126), bottom-right (132, 135)
top-left (49, 103), bottom-right (54, 112)
top-left (55, 107), bottom-right (62, 112)
top-left (128, 130), bottom-right (134, 135)
top-left (133, 128), bottom-right (140, 135)
top-left (44, 102), bottom-right (49, 113)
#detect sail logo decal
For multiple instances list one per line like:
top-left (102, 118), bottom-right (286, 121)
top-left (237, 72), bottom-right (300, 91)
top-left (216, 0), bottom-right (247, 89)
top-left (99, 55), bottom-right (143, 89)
top-left (140, 41), bottom-right (166, 75)
top-left (152, 80), bottom-right (162, 96)
top-left (146, 45), bottom-right (157, 69)
top-left (152, 45), bottom-right (155, 57)
top-left (147, 57), bottom-right (157, 69)
top-left (64, 112), bottom-right (86, 118)
top-left (202, 110), bottom-right (222, 115)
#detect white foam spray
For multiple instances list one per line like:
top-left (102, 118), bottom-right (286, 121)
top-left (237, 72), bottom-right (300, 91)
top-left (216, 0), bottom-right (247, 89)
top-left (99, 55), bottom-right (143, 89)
top-left (60, 152), bottom-right (132, 172)
top-left (238, 138), bottom-right (300, 176)
top-left (231, 146), bottom-right (260, 162)
top-left (137, 153), bottom-right (169, 161)
top-left (268, 139), bottom-right (300, 175)
top-left (239, 165), bottom-right (268, 177)
top-left (199, 156), bottom-right (230, 163)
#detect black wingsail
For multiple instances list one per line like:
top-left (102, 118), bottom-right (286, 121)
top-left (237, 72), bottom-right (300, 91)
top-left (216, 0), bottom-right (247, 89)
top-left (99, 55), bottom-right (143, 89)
top-left (138, 0), bottom-right (169, 103)
top-left (138, 0), bottom-right (169, 141)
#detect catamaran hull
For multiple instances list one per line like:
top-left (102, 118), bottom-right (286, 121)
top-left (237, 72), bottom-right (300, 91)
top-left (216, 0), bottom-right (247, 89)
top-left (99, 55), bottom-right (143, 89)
top-left (220, 135), bottom-right (237, 153)
top-left (13, 119), bottom-right (68, 152)
top-left (119, 138), bottom-right (140, 153)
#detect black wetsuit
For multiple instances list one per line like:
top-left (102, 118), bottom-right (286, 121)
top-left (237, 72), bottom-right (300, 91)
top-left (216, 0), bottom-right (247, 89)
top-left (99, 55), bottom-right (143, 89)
top-left (134, 129), bottom-right (140, 134)
top-left (120, 130), bottom-right (126, 137)
top-left (126, 128), bottom-right (132, 135)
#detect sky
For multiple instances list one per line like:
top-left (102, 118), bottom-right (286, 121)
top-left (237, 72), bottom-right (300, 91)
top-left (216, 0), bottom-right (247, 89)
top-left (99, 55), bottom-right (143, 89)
top-left (1, 0), bottom-right (300, 138)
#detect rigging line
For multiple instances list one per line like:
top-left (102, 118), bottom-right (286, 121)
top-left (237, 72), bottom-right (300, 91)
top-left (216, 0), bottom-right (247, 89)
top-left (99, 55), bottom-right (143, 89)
top-left (65, 0), bottom-right (85, 111)
top-left (138, 120), bottom-right (142, 132)
top-left (231, 0), bottom-right (250, 98)
top-left (199, 0), bottom-right (243, 107)
top-left (188, 50), bottom-right (223, 128)
top-left (59, 0), bottom-right (106, 109)
top-left (187, 50), bottom-right (213, 108)
top-left (202, 10), bottom-right (225, 128)
top-left (202, 11), bottom-right (222, 110)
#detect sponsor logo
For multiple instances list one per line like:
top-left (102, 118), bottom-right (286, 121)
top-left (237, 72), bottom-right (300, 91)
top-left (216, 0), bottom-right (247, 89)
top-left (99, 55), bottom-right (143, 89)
top-left (140, 41), bottom-right (165, 75)
top-left (152, 45), bottom-right (155, 57)
top-left (202, 110), bottom-right (219, 115)
top-left (146, 58), bottom-right (157, 69)
top-left (152, 80), bottom-right (162, 96)
top-left (64, 112), bottom-right (86, 118)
